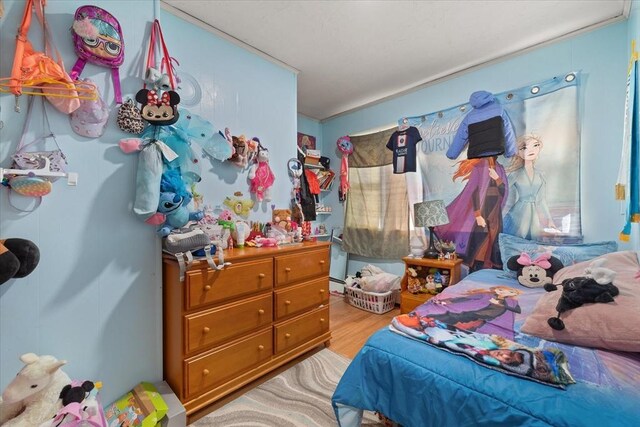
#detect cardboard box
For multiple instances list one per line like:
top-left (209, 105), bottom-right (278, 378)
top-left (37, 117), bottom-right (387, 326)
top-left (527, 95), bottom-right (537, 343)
top-left (154, 381), bottom-right (186, 427)
top-left (105, 382), bottom-right (169, 427)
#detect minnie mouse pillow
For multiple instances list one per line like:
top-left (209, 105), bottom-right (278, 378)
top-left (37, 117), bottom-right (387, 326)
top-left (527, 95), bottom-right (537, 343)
top-left (507, 252), bottom-right (564, 288)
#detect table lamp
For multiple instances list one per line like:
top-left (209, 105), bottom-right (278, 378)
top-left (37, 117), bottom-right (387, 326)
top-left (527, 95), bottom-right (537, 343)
top-left (414, 200), bottom-right (449, 259)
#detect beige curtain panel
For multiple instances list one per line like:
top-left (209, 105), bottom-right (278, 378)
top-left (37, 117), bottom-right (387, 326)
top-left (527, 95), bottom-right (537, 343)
top-left (343, 128), bottom-right (409, 259)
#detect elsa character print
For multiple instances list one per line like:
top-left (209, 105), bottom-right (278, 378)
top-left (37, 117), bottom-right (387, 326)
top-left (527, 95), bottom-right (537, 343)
top-left (503, 134), bottom-right (559, 240)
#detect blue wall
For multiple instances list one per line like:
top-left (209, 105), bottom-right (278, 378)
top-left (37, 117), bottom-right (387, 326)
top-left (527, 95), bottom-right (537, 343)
top-left (321, 20), bottom-right (633, 275)
top-left (298, 114), bottom-right (323, 148)
top-left (0, 0), bottom-right (297, 404)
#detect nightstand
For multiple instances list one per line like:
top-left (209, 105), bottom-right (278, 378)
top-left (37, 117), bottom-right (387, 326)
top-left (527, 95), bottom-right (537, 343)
top-left (400, 257), bottom-right (463, 314)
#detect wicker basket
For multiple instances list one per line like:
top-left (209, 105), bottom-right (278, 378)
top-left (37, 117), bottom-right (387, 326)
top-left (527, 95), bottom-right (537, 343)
top-left (344, 285), bottom-right (398, 314)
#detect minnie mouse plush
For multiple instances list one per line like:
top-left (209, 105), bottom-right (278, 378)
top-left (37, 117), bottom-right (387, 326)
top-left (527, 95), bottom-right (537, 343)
top-left (507, 252), bottom-right (564, 288)
top-left (136, 88), bottom-right (180, 126)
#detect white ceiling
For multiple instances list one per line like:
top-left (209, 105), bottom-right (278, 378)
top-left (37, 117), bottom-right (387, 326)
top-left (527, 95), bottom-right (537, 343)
top-left (164, 0), bottom-right (628, 121)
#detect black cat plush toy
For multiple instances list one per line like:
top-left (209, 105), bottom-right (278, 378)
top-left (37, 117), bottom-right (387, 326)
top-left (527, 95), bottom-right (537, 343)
top-left (507, 252), bottom-right (564, 288)
top-left (543, 258), bottom-right (619, 330)
top-left (136, 89), bottom-right (180, 126)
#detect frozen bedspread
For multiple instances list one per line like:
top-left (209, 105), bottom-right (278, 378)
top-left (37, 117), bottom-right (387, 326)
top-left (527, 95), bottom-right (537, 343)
top-left (332, 269), bottom-right (640, 427)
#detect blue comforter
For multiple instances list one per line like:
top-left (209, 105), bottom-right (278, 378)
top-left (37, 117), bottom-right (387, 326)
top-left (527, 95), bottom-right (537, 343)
top-left (332, 270), bottom-right (640, 427)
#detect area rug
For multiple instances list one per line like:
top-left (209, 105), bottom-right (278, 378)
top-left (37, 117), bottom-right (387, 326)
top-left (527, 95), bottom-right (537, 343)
top-left (192, 348), bottom-right (383, 426)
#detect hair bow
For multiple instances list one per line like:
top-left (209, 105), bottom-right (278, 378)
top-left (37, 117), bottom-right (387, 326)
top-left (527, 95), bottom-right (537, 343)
top-left (146, 90), bottom-right (171, 106)
top-left (160, 92), bottom-right (171, 106)
top-left (516, 252), bottom-right (551, 269)
top-left (146, 90), bottom-right (159, 105)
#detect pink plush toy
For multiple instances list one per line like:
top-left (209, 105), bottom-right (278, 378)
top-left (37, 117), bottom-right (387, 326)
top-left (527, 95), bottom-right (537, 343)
top-left (254, 236), bottom-right (278, 247)
top-left (336, 136), bottom-right (353, 202)
top-left (248, 146), bottom-right (275, 202)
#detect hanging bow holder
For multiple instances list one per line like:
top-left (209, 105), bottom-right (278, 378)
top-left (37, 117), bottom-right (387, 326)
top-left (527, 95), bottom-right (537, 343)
top-left (1, 97), bottom-right (78, 211)
top-left (0, 0), bottom-right (96, 113)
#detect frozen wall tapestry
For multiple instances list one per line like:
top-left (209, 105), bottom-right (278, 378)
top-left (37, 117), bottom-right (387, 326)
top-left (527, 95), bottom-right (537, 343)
top-left (405, 72), bottom-right (582, 271)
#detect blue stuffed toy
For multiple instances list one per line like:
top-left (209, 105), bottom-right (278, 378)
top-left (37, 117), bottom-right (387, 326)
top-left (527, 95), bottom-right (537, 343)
top-left (155, 170), bottom-right (203, 236)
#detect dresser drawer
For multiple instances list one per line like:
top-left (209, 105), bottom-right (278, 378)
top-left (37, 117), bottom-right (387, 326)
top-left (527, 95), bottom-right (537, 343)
top-left (275, 249), bottom-right (329, 287)
top-left (186, 259), bottom-right (273, 310)
top-left (274, 306), bottom-right (329, 354)
top-left (186, 328), bottom-right (272, 398)
top-left (185, 294), bottom-right (273, 354)
top-left (274, 278), bottom-right (329, 320)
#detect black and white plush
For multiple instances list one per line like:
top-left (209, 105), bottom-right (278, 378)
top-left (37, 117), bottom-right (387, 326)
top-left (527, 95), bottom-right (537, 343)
top-left (544, 258), bottom-right (619, 330)
top-left (507, 252), bottom-right (564, 288)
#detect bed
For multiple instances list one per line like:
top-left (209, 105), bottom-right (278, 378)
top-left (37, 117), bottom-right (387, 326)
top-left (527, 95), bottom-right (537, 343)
top-left (332, 263), bottom-right (640, 427)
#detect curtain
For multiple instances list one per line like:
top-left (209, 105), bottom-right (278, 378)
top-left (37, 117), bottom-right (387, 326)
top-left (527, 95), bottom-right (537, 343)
top-left (343, 128), bottom-right (410, 258)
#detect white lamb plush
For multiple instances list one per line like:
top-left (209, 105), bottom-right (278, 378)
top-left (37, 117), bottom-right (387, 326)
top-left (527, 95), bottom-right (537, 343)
top-left (0, 353), bottom-right (70, 426)
top-left (584, 258), bottom-right (617, 285)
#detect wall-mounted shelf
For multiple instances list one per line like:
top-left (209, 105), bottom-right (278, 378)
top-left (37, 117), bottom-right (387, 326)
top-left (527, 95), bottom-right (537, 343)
top-left (309, 234), bottom-right (330, 238)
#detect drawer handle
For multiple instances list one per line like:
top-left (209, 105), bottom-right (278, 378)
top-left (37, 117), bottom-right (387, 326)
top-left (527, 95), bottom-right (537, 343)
top-left (285, 300), bottom-right (291, 305)
top-left (285, 333), bottom-right (291, 338)
top-left (258, 273), bottom-right (266, 278)
top-left (319, 289), bottom-right (325, 293)
top-left (285, 267), bottom-right (291, 272)
top-left (204, 285), bottom-right (212, 291)
top-left (202, 369), bottom-right (210, 376)
top-left (202, 327), bottom-right (210, 334)
top-left (320, 318), bottom-right (326, 323)
top-left (320, 260), bottom-right (326, 264)
top-left (258, 309), bottom-right (265, 315)
top-left (258, 345), bottom-right (264, 351)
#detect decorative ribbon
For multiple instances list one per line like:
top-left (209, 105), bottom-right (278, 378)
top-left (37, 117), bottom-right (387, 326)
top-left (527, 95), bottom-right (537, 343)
top-left (517, 252), bottom-right (552, 269)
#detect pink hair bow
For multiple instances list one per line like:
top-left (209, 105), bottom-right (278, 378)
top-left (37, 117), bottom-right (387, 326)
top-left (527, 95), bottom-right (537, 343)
top-left (517, 252), bottom-right (551, 269)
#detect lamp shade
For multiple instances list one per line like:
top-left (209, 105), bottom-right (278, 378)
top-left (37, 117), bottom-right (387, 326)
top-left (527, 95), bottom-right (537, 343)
top-left (414, 200), bottom-right (449, 227)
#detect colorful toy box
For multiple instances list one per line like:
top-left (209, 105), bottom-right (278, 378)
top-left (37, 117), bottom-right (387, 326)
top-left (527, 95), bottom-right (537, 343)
top-left (104, 382), bottom-right (168, 427)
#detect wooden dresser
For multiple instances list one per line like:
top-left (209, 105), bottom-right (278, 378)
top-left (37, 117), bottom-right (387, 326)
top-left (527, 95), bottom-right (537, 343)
top-left (162, 242), bottom-right (331, 417)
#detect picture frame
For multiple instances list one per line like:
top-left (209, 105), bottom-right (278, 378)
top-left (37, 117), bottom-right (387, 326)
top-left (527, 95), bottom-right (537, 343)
top-left (297, 132), bottom-right (316, 151)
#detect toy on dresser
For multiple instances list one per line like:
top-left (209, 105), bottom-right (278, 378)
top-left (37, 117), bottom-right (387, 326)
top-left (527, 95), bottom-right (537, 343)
top-left (0, 353), bottom-right (69, 427)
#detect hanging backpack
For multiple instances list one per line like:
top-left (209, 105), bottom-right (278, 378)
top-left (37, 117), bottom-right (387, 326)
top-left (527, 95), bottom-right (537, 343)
top-left (70, 5), bottom-right (124, 104)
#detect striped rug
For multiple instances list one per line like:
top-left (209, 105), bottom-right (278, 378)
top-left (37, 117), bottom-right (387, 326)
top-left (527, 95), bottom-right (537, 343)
top-left (192, 348), bottom-right (383, 426)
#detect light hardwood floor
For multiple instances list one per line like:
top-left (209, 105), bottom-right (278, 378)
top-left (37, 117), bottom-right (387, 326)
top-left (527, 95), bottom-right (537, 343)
top-left (329, 293), bottom-right (400, 359)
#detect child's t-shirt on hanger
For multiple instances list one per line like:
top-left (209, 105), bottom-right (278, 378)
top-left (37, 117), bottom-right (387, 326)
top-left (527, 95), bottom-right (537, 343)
top-left (386, 126), bottom-right (422, 174)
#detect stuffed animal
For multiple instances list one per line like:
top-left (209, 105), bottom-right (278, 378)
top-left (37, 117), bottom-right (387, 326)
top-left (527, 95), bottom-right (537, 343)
top-left (0, 353), bottom-right (70, 426)
top-left (223, 193), bottom-right (254, 218)
top-left (506, 252), bottom-right (564, 288)
top-left (406, 267), bottom-right (422, 294)
top-left (155, 192), bottom-right (204, 237)
top-left (135, 89), bottom-right (180, 126)
top-left (336, 136), bottom-right (353, 202)
top-left (0, 238), bottom-right (40, 286)
top-left (249, 146), bottom-right (275, 202)
top-left (272, 209), bottom-right (292, 232)
top-left (544, 258), bottom-right (619, 330)
top-left (58, 381), bottom-right (94, 407)
top-left (228, 135), bottom-right (248, 168)
top-left (148, 170), bottom-right (203, 236)
top-left (46, 381), bottom-right (103, 427)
